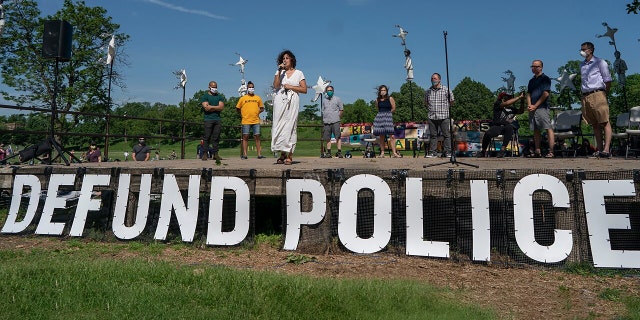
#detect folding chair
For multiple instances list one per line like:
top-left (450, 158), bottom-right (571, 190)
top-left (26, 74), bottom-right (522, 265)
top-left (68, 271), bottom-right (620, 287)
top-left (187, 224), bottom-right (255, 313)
top-left (553, 109), bottom-right (583, 157)
top-left (625, 106), bottom-right (640, 158)
top-left (611, 112), bottom-right (629, 156)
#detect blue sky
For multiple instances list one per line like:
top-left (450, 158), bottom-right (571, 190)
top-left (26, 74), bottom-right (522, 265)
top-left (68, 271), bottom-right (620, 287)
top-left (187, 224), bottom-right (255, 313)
top-left (1, 0), bottom-right (638, 115)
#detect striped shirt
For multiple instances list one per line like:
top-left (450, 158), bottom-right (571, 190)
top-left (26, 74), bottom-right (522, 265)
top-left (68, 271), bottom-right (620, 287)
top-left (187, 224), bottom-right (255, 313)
top-left (425, 85), bottom-right (454, 120)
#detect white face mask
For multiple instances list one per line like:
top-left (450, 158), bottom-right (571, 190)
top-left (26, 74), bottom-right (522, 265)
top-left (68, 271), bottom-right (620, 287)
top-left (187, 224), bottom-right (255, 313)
top-left (209, 87), bottom-right (218, 94)
top-left (579, 50), bottom-right (588, 58)
top-left (247, 88), bottom-right (255, 94)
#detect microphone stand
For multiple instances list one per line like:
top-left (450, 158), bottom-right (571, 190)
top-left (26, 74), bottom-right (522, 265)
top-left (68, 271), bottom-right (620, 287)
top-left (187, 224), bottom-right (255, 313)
top-left (424, 31), bottom-right (478, 169)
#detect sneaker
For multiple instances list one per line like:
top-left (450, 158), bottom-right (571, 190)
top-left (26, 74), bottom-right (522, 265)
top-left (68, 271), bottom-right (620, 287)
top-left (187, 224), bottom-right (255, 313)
top-left (589, 151), bottom-right (600, 159)
top-left (599, 151), bottom-right (612, 159)
top-left (257, 155), bottom-right (266, 159)
top-left (321, 152), bottom-right (332, 158)
top-left (476, 151), bottom-right (486, 158)
top-left (424, 151), bottom-right (438, 158)
top-left (496, 150), bottom-right (506, 158)
top-left (241, 155), bottom-right (248, 160)
top-left (336, 151), bottom-right (343, 158)
top-left (441, 151), bottom-right (450, 158)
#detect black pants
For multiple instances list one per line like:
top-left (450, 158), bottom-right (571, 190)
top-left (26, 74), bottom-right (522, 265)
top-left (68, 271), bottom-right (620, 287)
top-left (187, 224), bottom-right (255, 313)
top-left (482, 124), bottom-right (514, 151)
top-left (203, 120), bottom-right (222, 153)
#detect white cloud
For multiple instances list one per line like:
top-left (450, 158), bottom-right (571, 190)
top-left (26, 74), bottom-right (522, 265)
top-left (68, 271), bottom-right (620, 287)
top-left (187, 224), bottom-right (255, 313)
top-left (141, 0), bottom-right (229, 20)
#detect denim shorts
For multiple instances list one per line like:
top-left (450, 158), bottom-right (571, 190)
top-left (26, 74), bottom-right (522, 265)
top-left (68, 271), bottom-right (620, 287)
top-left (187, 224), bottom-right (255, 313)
top-left (242, 124), bottom-right (261, 135)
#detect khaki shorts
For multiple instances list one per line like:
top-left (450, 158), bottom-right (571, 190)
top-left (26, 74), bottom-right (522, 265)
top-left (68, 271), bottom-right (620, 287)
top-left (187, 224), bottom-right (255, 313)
top-left (581, 91), bottom-right (609, 125)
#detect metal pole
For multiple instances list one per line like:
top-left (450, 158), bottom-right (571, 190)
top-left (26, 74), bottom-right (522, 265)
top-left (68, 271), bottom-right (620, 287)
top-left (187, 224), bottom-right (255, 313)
top-left (181, 85), bottom-right (186, 159)
top-left (105, 60), bottom-right (113, 160)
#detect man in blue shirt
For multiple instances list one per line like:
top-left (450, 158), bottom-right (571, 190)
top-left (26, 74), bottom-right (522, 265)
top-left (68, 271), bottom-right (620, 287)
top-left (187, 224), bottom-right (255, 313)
top-left (527, 60), bottom-right (554, 158)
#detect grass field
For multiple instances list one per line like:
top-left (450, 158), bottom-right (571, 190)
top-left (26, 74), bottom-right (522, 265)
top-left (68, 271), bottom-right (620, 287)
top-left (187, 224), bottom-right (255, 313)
top-left (0, 238), bottom-right (495, 320)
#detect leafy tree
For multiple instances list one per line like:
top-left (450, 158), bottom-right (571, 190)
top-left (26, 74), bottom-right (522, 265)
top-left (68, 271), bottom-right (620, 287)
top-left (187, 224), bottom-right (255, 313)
top-left (610, 74), bottom-right (640, 116)
top-left (451, 77), bottom-right (494, 121)
top-left (300, 103), bottom-right (320, 122)
top-left (392, 81), bottom-right (427, 123)
top-left (627, 0), bottom-right (640, 13)
top-left (0, 0), bottom-right (129, 133)
top-left (342, 99), bottom-right (376, 124)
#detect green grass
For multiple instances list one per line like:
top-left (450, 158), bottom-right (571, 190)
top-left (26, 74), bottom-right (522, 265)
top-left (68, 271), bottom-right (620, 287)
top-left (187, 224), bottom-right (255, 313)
top-left (104, 126), bottom-right (326, 161)
top-left (0, 245), bottom-right (495, 320)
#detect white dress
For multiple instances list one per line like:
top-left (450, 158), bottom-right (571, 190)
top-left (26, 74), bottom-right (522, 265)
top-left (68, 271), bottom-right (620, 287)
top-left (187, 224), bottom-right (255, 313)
top-left (271, 69), bottom-right (305, 153)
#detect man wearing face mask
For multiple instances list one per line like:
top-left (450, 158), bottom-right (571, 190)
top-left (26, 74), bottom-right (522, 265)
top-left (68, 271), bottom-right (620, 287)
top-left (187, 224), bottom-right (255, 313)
top-left (235, 81), bottom-right (265, 159)
top-left (579, 42), bottom-right (613, 159)
top-left (132, 137), bottom-right (150, 161)
top-left (321, 85), bottom-right (344, 158)
top-left (199, 81), bottom-right (226, 161)
top-left (424, 73), bottom-right (454, 158)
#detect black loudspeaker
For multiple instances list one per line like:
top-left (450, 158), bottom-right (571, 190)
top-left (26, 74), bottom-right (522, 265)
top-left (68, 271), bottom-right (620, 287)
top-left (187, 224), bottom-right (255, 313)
top-left (19, 140), bottom-right (52, 163)
top-left (42, 20), bottom-right (73, 61)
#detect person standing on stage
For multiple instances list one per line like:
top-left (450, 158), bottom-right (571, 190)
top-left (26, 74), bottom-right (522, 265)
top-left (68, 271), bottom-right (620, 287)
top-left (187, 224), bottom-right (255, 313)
top-left (373, 85), bottom-right (401, 158)
top-left (199, 81), bottom-right (226, 161)
top-left (526, 60), bottom-right (554, 158)
top-left (236, 81), bottom-right (266, 160)
top-left (424, 73), bottom-right (454, 158)
top-left (321, 85), bottom-right (344, 158)
top-left (580, 42), bottom-right (613, 159)
top-left (272, 50), bottom-right (307, 165)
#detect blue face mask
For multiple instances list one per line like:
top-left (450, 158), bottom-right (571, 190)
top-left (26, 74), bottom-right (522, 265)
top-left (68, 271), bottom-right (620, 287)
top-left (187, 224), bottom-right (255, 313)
top-left (326, 91), bottom-right (334, 98)
top-left (431, 81), bottom-right (439, 87)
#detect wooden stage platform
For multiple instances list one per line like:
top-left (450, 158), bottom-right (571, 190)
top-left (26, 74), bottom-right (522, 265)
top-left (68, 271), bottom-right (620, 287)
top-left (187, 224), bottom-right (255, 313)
top-left (2, 155), bottom-right (639, 196)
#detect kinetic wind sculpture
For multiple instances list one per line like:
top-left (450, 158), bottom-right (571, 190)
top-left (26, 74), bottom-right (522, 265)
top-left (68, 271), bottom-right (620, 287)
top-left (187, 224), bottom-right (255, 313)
top-left (106, 35), bottom-right (116, 65)
top-left (554, 69), bottom-right (577, 92)
top-left (393, 24), bottom-right (415, 118)
top-left (596, 22), bottom-right (618, 50)
top-left (172, 69), bottom-right (187, 159)
top-left (230, 52), bottom-right (248, 96)
top-left (173, 69), bottom-right (187, 89)
top-left (392, 24), bottom-right (408, 46)
top-left (311, 76), bottom-right (331, 102)
top-left (501, 70), bottom-right (516, 94)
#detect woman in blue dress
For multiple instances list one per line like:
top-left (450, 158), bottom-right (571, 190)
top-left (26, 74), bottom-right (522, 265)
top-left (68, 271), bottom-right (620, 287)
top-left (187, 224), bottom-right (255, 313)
top-left (372, 85), bottom-right (401, 158)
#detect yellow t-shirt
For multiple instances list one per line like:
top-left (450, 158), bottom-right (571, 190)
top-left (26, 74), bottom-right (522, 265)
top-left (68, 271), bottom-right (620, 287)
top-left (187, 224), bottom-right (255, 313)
top-left (235, 94), bottom-right (263, 125)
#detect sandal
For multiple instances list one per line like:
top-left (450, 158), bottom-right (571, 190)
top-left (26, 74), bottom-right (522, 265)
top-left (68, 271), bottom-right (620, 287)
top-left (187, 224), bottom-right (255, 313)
top-left (284, 158), bottom-right (293, 165)
top-left (544, 153), bottom-right (554, 158)
top-left (392, 153), bottom-right (403, 158)
top-left (378, 154), bottom-right (385, 158)
top-left (527, 152), bottom-right (542, 158)
top-left (276, 156), bottom-right (286, 164)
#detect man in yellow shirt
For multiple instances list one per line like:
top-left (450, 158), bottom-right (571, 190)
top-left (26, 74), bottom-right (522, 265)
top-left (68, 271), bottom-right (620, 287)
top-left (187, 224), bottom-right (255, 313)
top-left (235, 81), bottom-right (265, 159)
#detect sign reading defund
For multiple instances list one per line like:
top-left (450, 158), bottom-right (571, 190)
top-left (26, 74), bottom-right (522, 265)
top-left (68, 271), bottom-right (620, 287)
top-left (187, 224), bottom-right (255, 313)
top-left (1, 173), bottom-right (638, 268)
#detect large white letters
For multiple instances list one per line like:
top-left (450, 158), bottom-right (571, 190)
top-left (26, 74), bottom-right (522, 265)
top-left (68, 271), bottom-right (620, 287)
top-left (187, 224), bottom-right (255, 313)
top-left (338, 174), bottom-right (391, 254)
top-left (155, 174), bottom-right (200, 242)
top-left (35, 174), bottom-right (76, 235)
top-left (582, 180), bottom-right (639, 268)
top-left (282, 179), bottom-right (326, 250)
top-left (1, 175), bottom-right (41, 233)
top-left (69, 174), bottom-right (111, 237)
top-left (513, 174), bottom-right (572, 263)
top-left (206, 176), bottom-right (251, 246)
top-left (405, 177), bottom-right (449, 258)
top-left (112, 174), bottom-right (152, 240)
